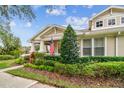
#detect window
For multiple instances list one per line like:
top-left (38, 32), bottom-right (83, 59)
top-left (83, 39), bottom-right (92, 56)
top-left (96, 21), bottom-right (103, 27)
top-left (94, 38), bottom-right (104, 56)
top-left (121, 17), bottom-right (124, 24)
top-left (108, 19), bottom-right (115, 25)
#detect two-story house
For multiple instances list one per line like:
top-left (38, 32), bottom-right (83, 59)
top-left (29, 6), bottom-right (124, 56)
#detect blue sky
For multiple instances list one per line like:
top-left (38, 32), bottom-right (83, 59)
top-left (10, 5), bottom-right (119, 46)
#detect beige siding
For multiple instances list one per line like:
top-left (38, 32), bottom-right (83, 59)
top-left (118, 36), bottom-right (124, 56)
top-left (107, 36), bottom-right (116, 56)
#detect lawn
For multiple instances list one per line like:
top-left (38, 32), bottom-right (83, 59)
top-left (7, 66), bottom-right (124, 88)
top-left (7, 68), bottom-right (80, 88)
top-left (0, 59), bottom-right (17, 69)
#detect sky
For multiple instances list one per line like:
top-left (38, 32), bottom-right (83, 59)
top-left (9, 5), bottom-right (122, 46)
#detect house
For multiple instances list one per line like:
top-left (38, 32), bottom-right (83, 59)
top-left (29, 6), bottom-right (124, 57)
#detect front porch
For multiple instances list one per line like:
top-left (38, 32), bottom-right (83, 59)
top-left (30, 40), bottom-right (61, 55)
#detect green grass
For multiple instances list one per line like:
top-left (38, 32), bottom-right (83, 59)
top-left (0, 59), bottom-right (16, 69)
top-left (7, 68), bottom-right (80, 88)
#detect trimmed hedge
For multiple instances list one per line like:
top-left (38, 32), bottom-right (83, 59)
top-left (44, 55), bottom-right (62, 62)
top-left (82, 62), bottom-right (124, 78)
top-left (0, 55), bottom-right (15, 60)
top-left (79, 56), bottom-right (124, 63)
top-left (43, 55), bottom-right (124, 63)
top-left (24, 63), bottom-right (54, 72)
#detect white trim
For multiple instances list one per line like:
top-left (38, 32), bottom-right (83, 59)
top-left (116, 36), bottom-right (118, 56)
top-left (90, 6), bottom-right (124, 20)
top-left (92, 24), bottom-right (124, 31)
top-left (91, 38), bottom-right (94, 56)
top-left (30, 42), bottom-right (35, 53)
top-left (120, 16), bottom-right (124, 24)
top-left (104, 37), bottom-right (107, 56)
top-left (39, 40), bottom-right (44, 53)
top-left (80, 39), bottom-right (83, 57)
top-left (95, 20), bottom-right (104, 28)
top-left (107, 17), bottom-right (116, 27)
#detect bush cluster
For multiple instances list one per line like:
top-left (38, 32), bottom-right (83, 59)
top-left (82, 62), bottom-right (124, 78)
top-left (24, 63), bottom-right (54, 72)
top-left (44, 55), bottom-right (61, 62)
top-left (34, 59), bottom-right (56, 67)
top-left (79, 56), bottom-right (124, 63)
top-left (15, 57), bottom-right (28, 64)
top-left (0, 55), bottom-right (15, 60)
top-left (43, 56), bottom-right (124, 63)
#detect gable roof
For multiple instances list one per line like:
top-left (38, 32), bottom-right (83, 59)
top-left (29, 24), bottom-right (89, 42)
top-left (90, 6), bottom-right (124, 21)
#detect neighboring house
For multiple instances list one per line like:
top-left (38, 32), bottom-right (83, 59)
top-left (30, 6), bottom-right (124, 56)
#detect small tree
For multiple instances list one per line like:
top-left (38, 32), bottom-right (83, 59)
top-left (60, 25), bottom-right (79, 64)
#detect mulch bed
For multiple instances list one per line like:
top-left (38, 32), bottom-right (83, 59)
top-left (23, 67), bottom-right (124, 88)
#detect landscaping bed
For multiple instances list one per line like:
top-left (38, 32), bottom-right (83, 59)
top-left (7, 67), bottom-right (124, 88)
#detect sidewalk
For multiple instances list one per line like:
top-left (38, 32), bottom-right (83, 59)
top-left (0, 65), bottom-right (24, 72)
top-left (0, 65), bottom-right (55, 88)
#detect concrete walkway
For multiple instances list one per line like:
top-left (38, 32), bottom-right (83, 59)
top-left (0, 66), bottom-right (55, 88)
top-left (0, 65), bottom-right (24, 72)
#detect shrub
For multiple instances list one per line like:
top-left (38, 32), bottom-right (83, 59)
top-left (79, 56), bottom-right (124, 63)
top-left (15, 58), bottom-right (27, 64)
top-left (0, 55), bottom-right (15, 60)
top-left (34, 58), bottom-right (45, 65)
top-left (82, 62), bottom-right (124, 78)
top-left (44, 55), bottom-right (61, 62)
top-left (43, 56), bottom-right (124, 64)
top-left (44, 60), bottom-right (56, 67)
top-left (9, 50), bottom-right (22, 58)
top-left (35, 52), bottom-right (46, 59)
top-left (54, 62), bottom-right (88, 76)
top-left (60, 25), bottom-right (79, 64)
top-left (24, 63), bottom-right (54, 72)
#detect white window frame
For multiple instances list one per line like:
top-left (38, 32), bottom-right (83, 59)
top-left (121, 17), bottom-right (124, 24)
top-left (108, 18), bottom-right (116, 26)
top-left (95, 20), bottom-right (103, 28)
top-left (94, 38), bottom-right (105, 56)
top-left (83, 39), bottom-right (92, 56)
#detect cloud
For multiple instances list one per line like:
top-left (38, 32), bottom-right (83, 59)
top-left (32, 5), bottom-right (41, 10)
top-left (25, 22), bottom-right (32, 27)
top-left (9, 21), bottom-right (16, 27)
top-left (65, 16), bottom-right (89, 30)
top-left (82, 5), bottom-right (94, 9)
top-left (46, 6), bottom-right (66, 16)
top-left (91, 13), bottom-right (97, 17)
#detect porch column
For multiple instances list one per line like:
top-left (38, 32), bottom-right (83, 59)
top-left (104, 37), bottom-right (107, 56)
top-left (80, 39), bottom-right (83, 57)
top-left (91, 38), bottom-right (94, 56)
top-left (30, 42), bottom-right (35, 53)
top-left (39, 40), bottom-right (44, 53)
top-left (115, 36), bottom-right (118, 56)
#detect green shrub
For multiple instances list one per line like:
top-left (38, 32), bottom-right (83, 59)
top-left (0, 55), bottom-right (15, 60)
top-left (15, 58), bottom-right (27, 64)
top-left (9, 50), bottom-right (22, 58)
top-left (82, 62), bottom-right (124, 78)
top-left (60, 25), bottom-right (79, 64)
top-left (35, 52), bottom-right (46, 59)
top-left (54, 62), bottom-right (88, 76)
top-left (34, 58), bottom-right (45, 65)
top-left (24, 63), bottom-right (54, 72)
top-left (44, 55), bottom-right (61, 62)
top-left (44, 60), bottom-right (56, 67)
top-left (43, 56), bottom-right (124, 63)
top-left (79, 56), bottom-right (124, 63)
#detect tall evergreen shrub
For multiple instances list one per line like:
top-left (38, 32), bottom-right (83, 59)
top-left (60, 25), bottom-right (79, 64)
